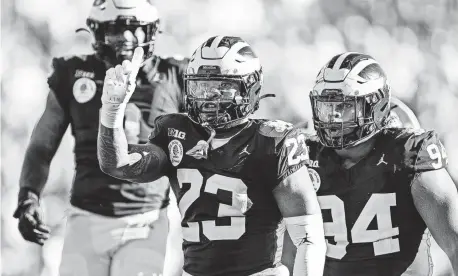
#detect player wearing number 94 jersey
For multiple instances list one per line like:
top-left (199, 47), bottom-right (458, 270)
top-left (98, 36), bottom-right (327, 275)
top-left (305, 52), bottom-right (458, 276)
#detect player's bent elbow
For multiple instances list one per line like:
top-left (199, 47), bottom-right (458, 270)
top-left (96, 146), bottom-right (126, 174)
top-left (99, 164), bottom-right (134, 182)
top-left (97, 154), bottom-right (124, 179)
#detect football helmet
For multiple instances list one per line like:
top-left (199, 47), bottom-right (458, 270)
top-left (184, 36), bottom-right (264, 129)
top-left (86, 0), bottom-right (160, 63)
top-left (310, 52), bottom-right (391, 148)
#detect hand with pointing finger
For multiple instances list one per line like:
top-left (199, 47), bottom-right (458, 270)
top-left (100, 47), bottom-right (144, 128)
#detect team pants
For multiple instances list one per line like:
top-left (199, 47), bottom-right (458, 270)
top-left (59, 206), bottom-right (170, 276)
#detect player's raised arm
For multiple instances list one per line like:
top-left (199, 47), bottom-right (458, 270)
top-left (408, 134), bottom-right (458, 274)
top-left (98, 47), bottom-right (168, 183)
top-left (272, 128), bottom-right (326, 276)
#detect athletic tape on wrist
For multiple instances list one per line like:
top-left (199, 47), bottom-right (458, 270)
top-left (100, 104), bottom-right (126, 128)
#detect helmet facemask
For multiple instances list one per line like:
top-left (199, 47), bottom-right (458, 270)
top-left (184, 69), bottom-right (262, 129)
top-left (87, 17), bottom-right (159, 64)
top-left (310, 86), bottom-right (390, 149)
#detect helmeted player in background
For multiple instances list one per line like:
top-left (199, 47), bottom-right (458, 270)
top-left (306, 52), bottom-right (458, 276)
top-left (97, 36), bottom-right (327, 275)
top-left (13, 1), bottom-right (187, 275)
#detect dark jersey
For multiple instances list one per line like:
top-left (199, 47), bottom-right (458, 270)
top-left (47, 53), bottom-right (188, 216)
top-left (149, 114), bottom-right (309, 276)
top-left (305, 128), bottom-right (448, 276)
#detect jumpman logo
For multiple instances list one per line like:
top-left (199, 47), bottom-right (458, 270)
top-left (377, 154), bottom-right (388, 166)
top-left (240, 145), bottom-right (250, 156)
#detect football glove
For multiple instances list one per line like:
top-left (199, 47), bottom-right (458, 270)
top-left (13, 188), bottom-right (50, 245)
top-left (100, 47), bottom-right (144, 128)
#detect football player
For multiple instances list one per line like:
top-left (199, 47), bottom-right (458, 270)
top-left (280, 96), bottom-right (425, 273)
top-left (13, 1), bottom-right (187, 276)
top-left (97, 36), bottom-right (327, 275)
top-left (306, 52), bottom-right (458, 276)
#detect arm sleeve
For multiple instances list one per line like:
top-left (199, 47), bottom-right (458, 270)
top-left (276, 128), bottom-right (310, 184)
top-left (402, 130), bottom-right (448, 172)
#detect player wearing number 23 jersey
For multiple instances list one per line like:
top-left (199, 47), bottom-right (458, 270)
top-left (149, 114), bottom-right (310, 275)
top-left (98, 36), bottom-right (326, 276)
top-left (306, 52), bottom-right (458, 276)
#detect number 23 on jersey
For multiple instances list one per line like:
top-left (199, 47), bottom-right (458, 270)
top-left (176, 169), bottom-right (249, 242)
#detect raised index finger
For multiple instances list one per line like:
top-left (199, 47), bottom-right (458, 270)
top-left (128, 47), bottom-right (144, 80)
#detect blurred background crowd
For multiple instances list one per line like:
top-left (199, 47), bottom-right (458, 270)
top-left (2, 0), bottom-right (458, 275)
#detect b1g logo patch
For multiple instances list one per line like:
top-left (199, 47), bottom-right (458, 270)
top-left (308, 168), bottom-right (321, 191)
top-left (168, 128), bottom-right (186, 140)
top-left (168, 139), bottom-right (183, 167)
top-left (73, 77), bottom-right (96, 103)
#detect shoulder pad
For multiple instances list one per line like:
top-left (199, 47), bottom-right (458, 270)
top-left (258, 120), bottom-right (294, 138)
top-left (278, 127), bottom-right (316, 150)
top-left (383, 128), bottom-right (448, 172)
top-left (61, 54), bottom-right (90, 62)
top-left (48, 54), bottom-right (99, 109)
top-left (148, 113), bottom-right (189, 143)
top-left (51, 54), bottom-right (98, 72)
top-left (275, 126), bottom-right (311, 183)
top-left (154, 112), bottom-right (185, 123)
top-left (152, 113), bottom-right (188, 128)
top-left (51, 57), bottom-right (70, 71)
